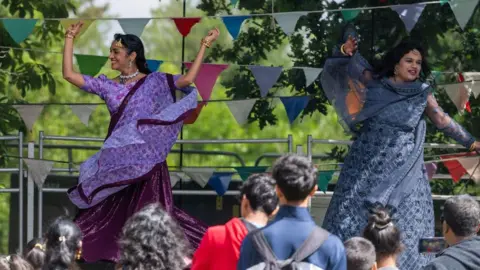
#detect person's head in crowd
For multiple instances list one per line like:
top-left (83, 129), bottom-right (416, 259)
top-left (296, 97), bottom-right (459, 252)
top-left (442, 194), bottom-right (480, 246)
top-left (239, 173), bottom-right (279, 223)
top-left (43, 217), bottom-right (82, 270)
top-left (119, 203), bottom-right (190, 270)
top-left (0, 254), bottom-right (33, 270)
top-left (23, 238), bottom-right (46, 270)
top-left (344, 237), bottom-right (377, 270)
top-left (363, 207), bottom-right (403, 268)
top-left (272, 154), bottom-right (317, 206)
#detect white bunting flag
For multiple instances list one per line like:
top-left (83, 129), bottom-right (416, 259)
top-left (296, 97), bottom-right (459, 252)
top-left (118, 19), bottom-right (151, 37)
top-left (169, 172), bottom-right (183, 187)
top-left (302, 67), bottom-right (322, 87)
top-left (444, 83), bottom-right (471, 112)
top-left (449, 0), bottom-right (480, 30)
top-left (457, 157), bottom-right (480, 184)
top-left (273, 12), bottom-right (307, 36)
top-left (463, 72), bottom-right (480, 98)
top-left (182, 168), bottom-right (215, 188)
top-left (23, 159), bottom-right (54, 187)
top-left (13, 105), bottom-right (44, 131)
top-left (225, 99), bottom-right (257, 126)
top-left (69, 105), bottom-right (97, 126)
top-left (391, 4), bottom-right (426, 33)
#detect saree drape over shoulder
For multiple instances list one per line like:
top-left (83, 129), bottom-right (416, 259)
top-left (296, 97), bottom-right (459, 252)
top-left (68, 72), bottom-right (206, 262)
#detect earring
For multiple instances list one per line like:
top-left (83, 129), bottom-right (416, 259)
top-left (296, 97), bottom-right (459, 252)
top-left (128, 60), bottom-right (132, 68)
top-left (76, 249), bottom-right (82, 260)
top-left (394, 68), bottom-right (398, 75)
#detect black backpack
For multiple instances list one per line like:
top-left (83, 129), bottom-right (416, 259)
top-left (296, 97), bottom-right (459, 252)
top-left (248, 226), bottom-right (329, 270)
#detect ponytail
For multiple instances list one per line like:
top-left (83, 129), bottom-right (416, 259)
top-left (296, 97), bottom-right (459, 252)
top-left (43, 217), bottom-right (82, 270)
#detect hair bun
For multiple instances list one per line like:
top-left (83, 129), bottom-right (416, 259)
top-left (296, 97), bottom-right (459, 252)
top-left (370, 208), bottom-right (393, 230)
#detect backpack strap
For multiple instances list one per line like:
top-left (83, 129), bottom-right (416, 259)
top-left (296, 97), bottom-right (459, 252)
top-left (240, 218), bottom-right (258, 232)
top-left (250, 230), bottom-right (278, 265)
top-left (290, 226), bottom-right (330, 262)
top-left (166, 73), bottom-right (177, 102)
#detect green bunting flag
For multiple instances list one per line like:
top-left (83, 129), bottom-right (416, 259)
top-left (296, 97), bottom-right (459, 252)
top-left (341, 10), bottom-right (360, 22)
top-left (2, 19), bottom-right (37, 44)
top-left (317, 171), bottom-right (335, 193)
top-left (235, 166), bottom-right (269, 181)
top-left (75, 54), bottom-right (108, 76)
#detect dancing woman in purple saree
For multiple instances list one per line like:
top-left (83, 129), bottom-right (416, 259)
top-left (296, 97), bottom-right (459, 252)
top-left (62, 22), bottom-right (220, 262)
top-left (320, 25), bottom-right (479, 270)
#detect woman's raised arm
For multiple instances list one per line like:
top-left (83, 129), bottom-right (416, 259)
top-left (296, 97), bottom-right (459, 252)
top-left (62, 22), bottom-right (85, 88)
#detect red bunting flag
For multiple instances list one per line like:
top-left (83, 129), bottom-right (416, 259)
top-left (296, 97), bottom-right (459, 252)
top-left (440, 152), bottom-right (477, 182)
top-left (172, 18), bottom-right (201, 37)
top-left (184, 101), bottom-right (207, 125)
top-left (184, 63), bottom-right (229, 101)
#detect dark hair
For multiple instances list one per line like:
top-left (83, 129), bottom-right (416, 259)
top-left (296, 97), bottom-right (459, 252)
top-left (344, 237), bottom-right (376, 270)
top-left (443, 195), bottom-right (480, 237)
top-left (113, 33), bottom-right (152, 74)
top-left (375, 39), bottom-right (431, 81)
top-left (23, 238), bottom-right (45, 270)
top-left (272, 154), bottom-right (317, 201)
top-left (43, 217), bottom-right (82, 270)
top-left (119, 203), bottom-right (189, 270)
top-left (240, 174), bottom-right (278, 215)
top-left (0, 255), bottom-right (34, 270)
top-left (363, 207), bottom-right (403, 260)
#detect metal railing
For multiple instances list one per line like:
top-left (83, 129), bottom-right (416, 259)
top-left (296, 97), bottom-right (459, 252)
top-left (36, 132), bottom-right (294, 236)
top-left (0, 133), bottom-right (23, 252)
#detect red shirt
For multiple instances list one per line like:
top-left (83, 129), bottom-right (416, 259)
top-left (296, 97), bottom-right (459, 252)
top-left (191, 218), bottom-right (249, 270)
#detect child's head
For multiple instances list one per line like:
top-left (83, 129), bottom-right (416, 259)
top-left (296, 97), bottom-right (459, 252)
top-left (0, 254), bottom-right (33, 270)
top-left (344, 237), bottom-right (377, 270)
top-left (44, 217), bottom-right (82, 270)
top-left (272, 154), bottom-right (317, 203)
top-left (23, 238), bottom-right (45, 270)
top-left (239, 174), bottom-right (278, 218)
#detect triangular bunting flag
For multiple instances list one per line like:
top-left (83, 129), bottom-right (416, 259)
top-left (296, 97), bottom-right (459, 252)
top-left (75, 54), bottom-right (108, 77)
top-left (225, 99), bottom-right (257, 126)
top-left (449, 0), bottom-right (479, 30)
top-left (183, 168), bottom-right (215, 188)
top-left (23, 159), bottom-right (54, 188)
top-left (444, 83), bottom-right (471, 112)
top-left (118, 18), bottom-right (150, 37)
top-left (69, 105), bottom-right (97, 126)
top-left (169, 172), bottom-right (183, 187)
top-left (440, 0), bottom-right (449, 5)
top-left (208, 172), bottom-right (234, 196)
top-left (341, 10), bottom-right (361, 22)
top-left (146, 59), bottom-right (163, 72)
top-left (391, 4), bottom-right (426, 33)
top-left (172, 18), bottom-right (201, 37)
top-left (440, 153), bottom-right (469, 182)
top-left (60, 19), bottom-right (94, 37)
top-left (425, 163), bottom-right (437, 180)
top-left (458, 157), bottom-right (480, 184)
top-left (272, 13), bottom-right (306, 36)
top-left (184, 101), bottom-right (207, 125)
top-left (280, 96), bottom-right (311, 124)
top-left (248, 66), bottom-right (283, 97)
top-left (302, 67), bottom-right (322, 87)
top-left (235, 166), bottom-right (269, 181)
top-left (2, 19), bottom-right (37, 44)
top-left (231, 0), bottom-right (239, 7)
top-left (317, 171), bottom-right (335, 193)
top-left (185, 63), bottom-right (228, 101)
top-left (222, 16), bottom-right (251, 40)
top-left (13, 105), bottom-right (44, 132)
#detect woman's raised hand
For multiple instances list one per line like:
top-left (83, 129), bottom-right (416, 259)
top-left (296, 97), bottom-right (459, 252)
top-left (65, 21), bottom-right (84, 39)
top-left (342, 35), bottom-right (358, 56)
top-left (203, 27), bottom-right (220, 45)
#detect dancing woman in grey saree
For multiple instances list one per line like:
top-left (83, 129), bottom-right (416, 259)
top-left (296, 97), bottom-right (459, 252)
top-left (320, 26), bottom-right (479, 270)
top-left (62, 22), bottom-right (221, 262)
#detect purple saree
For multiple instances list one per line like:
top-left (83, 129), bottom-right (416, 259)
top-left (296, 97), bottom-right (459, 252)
top-left (68, 72), bottom-right (206, 262)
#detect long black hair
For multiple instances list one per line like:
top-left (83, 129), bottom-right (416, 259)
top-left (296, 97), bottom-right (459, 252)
top-left (43, 217), bottom-right (82, 270)
top-left (374, 39), bottom-right (431, 81)
top-left (113, 33), bottom-right (152, 74)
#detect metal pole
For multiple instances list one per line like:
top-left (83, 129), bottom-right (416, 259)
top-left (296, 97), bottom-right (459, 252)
top-left (179, 0), bottom-right (187, 171)
top-left (18, 132), bottom-right (23, 252)
top-left (287, 134), bottom-right (293, 153)
top-left (38, 131), bottom-right (44, 237)
top-left (307, 135), bottom-right (312, 161)
top-left (26, 142), bottom-right (34, 242)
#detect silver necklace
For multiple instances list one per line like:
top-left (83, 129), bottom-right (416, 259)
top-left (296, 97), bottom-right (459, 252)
top-left (119, 70), bottom-right (139, 84)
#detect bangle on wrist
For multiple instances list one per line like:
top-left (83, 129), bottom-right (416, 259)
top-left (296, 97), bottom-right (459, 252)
top-left (340, 44), bottom-right (347, 55)
top-left (200, 38), bottom-right (211, 48)
top-left (469, 142), bottom-right (476, 152)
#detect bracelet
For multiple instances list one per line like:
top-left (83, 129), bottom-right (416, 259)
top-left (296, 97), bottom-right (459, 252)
top-left (340, 44), bottom-right (347, 55)
top-left (469, 142), bottom-right (476, 152)
top-left (200, 38), bottom-right (211, 48)
top-left (65, 34), bottom-right (75, 39)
